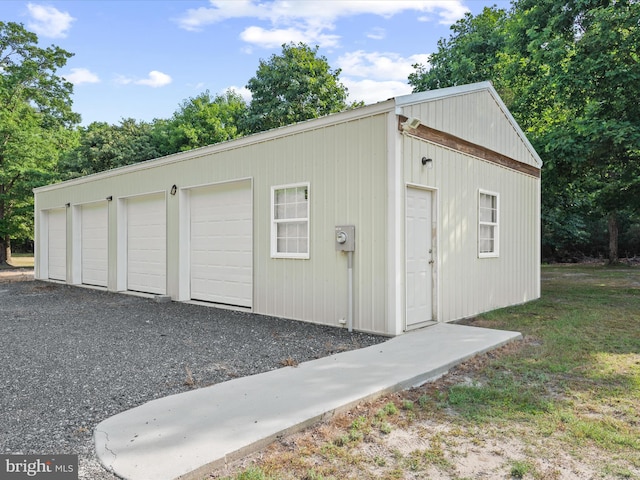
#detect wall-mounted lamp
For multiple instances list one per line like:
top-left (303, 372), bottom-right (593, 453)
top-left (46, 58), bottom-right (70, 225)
top-left (170, 184), bottom-right (177, 196)
top-left (65, 202), bottom-right (70, 208)
top-left (421, 156), bottom-right (433, 168)
top-left (106, 195), bottom-right (113, 201)
top-left (402, 117), bottom-right (421, 131)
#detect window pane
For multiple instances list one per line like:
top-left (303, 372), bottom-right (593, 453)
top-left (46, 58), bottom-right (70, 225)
top-left (298, 238), bottom-right (308, 254)
top-left (480, 194), bottom-right (497, 222)
top-left (293, 187), bottom-right (305, 202)
top-left (479, 225), bottom-right (495, 253)
top-left (480, 207), bottom-right (493, 222)
top-left (296, 201), bottom-right (308, 219)
top-left (284, 203), bottom-right (296, 219)
top-left (273, 185), bottom-right (309, 256)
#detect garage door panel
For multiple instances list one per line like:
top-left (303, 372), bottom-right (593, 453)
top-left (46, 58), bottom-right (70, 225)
top-left (81, 203), bottom-right (108, 287)
top-left (190, 182), bottom-right (252, 307)
top-left (127, 194), bottom-right (166, 295)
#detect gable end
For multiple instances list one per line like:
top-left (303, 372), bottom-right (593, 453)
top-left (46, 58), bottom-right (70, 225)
top-left (398, 114), bottom-right (540, 178)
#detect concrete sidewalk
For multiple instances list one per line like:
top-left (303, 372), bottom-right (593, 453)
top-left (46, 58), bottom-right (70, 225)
top-left (94, 323), bottom-right (521, 480)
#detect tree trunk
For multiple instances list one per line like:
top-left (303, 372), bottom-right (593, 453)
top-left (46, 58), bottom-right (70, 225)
top-left (5, 235), bottom-right (11, 264)
top-left (0, 235), bottom-right (7, 266)
top-left (0, 194), bottom-right (7, 265)
top-left (608, 212), bottom-right (619, 265)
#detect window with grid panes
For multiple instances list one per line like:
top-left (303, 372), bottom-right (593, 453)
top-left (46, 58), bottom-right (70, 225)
top-left (271, 183), bottom-right (309, 258)
top-left (479, 190), bottom-right (499, 257)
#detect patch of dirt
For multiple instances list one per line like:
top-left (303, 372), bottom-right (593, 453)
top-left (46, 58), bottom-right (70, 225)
top-left (207, 340), bottom-right (635, 480)
top-left (0, 268), bottom-right (34, 283)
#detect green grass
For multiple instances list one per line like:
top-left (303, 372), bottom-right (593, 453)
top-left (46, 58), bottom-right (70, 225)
top-left (447, 265), bottom-right (640, 453)
top-left (212, 264), bottom-right (640, 480)
top-left (5, 253), bottom-right (34, 268)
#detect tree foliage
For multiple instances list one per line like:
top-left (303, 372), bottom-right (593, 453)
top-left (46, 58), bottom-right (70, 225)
top-left (59, 119), bottom-right (161, 178)
top-left (408, 0), bottom-right (640, 262)
top-left (244, 43), bottom-right (349, 133)
top-left (408, 7), bottom-right (508, 92)
top-left (0, 21), bottom-right (79, 263)
top-left (155, 89), bottom-right (247, 154)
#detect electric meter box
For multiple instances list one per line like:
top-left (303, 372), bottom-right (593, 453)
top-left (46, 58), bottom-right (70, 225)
top-left (335, 225), bottom-right (355, 252)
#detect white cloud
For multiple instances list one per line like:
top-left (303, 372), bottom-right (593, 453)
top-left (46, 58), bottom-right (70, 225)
top-left (114, 71), bottom-right (172, 88)
top-left (114, 74), bottom-right (133, 86)
top-left (176, 0), bottom-right (469, 48)
top-left (136, 71), bottom-right (172, 88)
top-left (343, 78), bottom-right (413, 105)
top-left (337, 51), bottom-right (430, 82)
top-left (240, 25), bottom-right (339, 49)
top-left (225, 86), bottom-right (252, 103)
top-left (27, 3), bottom-right (75, 38)
top-left (366, 27), bottom-right (386, 40)
top-left (63, 68), bottom-right (100, 85)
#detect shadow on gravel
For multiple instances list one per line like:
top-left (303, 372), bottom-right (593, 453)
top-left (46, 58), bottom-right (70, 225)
top-left (0, 281), bottom-right (386, 479)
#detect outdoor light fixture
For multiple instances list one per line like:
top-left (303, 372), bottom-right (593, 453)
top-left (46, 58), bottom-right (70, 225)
top-left (106, 195), bottom-right (113, 201)
top-left (65, 202), bottom-right (70, 208)
top-left (422, 156), bottom-right (433, 167)
top-left (170, 184), bottom-right (177, 196)
top-left (402, 117), bottom-right (421, 131)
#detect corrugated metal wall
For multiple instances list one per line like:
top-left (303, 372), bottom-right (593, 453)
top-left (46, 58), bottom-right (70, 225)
top-left (34, 86), bottom-right (542, 335)
top-left (401, 90), bottom-right (540, 169)
top-left (34, 111), bottom-right (390, 334)
top-left (400, 131), bottom-right (540, 323)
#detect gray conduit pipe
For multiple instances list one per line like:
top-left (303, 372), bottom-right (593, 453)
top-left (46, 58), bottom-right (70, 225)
top-left (347, 250), bottom-right (353, 333)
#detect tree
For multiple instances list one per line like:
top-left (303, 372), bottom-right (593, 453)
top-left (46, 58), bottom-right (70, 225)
top-left (155, 89), bottom-right (247, 154)
top-left (558, 0), bottom-right (640, 263)
top-left (408, 0), bottom-right (640, 262)
top-left (408, 7), bottom-right (508, 92)
top-left (0, 22), bottom-right (79, 265)
top-left (244, 43), bottom-right (349, 133)
top-left (60, 119), bottom-right (161, 178)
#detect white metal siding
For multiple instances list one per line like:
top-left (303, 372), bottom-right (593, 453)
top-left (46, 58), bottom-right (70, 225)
top-left (401, 90), bottom-right (539, 168)
top-left (190, 181), bottom-right (252, 307)
top-left (32, 112), bottom-right (389, 333)
top-left (127, 194), bottom-right (166, 294)
top-left (402, 134), bottom-right (540, 323)
top-left (48, 208), bottom-right (67, 281)
top-left (81, 202), bottom-right (108, 287)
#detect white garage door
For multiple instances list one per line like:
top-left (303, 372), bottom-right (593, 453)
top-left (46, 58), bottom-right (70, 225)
top-left (190, 181), bottom-right (252, 307)
top-left (48, 208), bottom-right (67, 281)
top-left (127, 194), bottom-right (166, 295)
top-left (81, 202), bottom-right (108, 287)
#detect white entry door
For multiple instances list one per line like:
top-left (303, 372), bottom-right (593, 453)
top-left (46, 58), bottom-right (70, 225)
top-left (406, 188), bottom-right (434, 328)
top-left (190, 181), bottom-right (252, 307)
top-left (81, 202), bottom-right (108, 287)
top-left (127, 194), bottom-right (166, 294)
top-left (48, 208), bottom-right (67, 281)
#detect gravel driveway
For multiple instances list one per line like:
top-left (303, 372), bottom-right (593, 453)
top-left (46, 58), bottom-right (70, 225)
top-left (0, 279), bottom-right (385, 479)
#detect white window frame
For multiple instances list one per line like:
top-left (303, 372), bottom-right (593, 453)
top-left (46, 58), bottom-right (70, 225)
top-left (271, 182), bottom-right (310, 259)
top-left (478, 189), bottom-right (499, 258)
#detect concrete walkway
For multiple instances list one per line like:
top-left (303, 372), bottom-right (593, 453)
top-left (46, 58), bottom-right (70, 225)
top-left (94, 323), bottom-right (521, 480)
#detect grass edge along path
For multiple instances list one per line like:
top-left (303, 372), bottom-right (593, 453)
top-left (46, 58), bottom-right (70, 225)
top-left (209, 265), bottom-right (640, 480)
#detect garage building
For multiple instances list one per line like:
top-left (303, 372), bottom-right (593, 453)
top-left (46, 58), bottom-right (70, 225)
top-left (33, 82), bottom-right (541, 336)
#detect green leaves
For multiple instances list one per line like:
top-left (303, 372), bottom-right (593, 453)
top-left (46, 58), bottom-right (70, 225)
top-left (408, 0), bottom-right (640, 262)
top-left (0, 22), bottom-right (79, 260)
top-left (159, 89), bottom-right (247, 154)
top-left (244, 43), bottom-right (349, 133)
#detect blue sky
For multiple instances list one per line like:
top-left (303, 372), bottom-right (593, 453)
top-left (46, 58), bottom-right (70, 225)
top-left (3, 1), bottom-right (512, 125)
